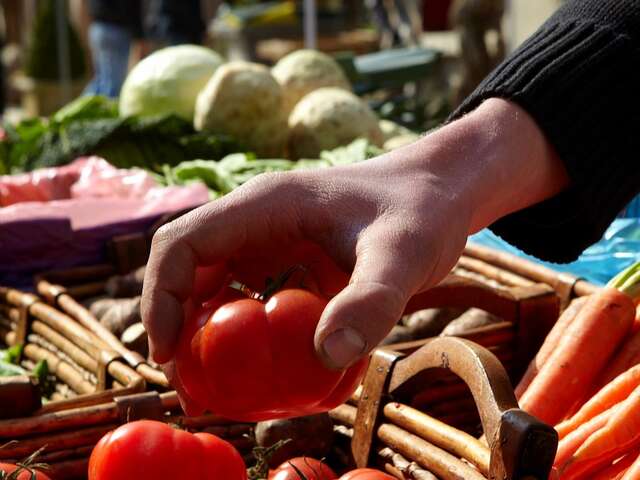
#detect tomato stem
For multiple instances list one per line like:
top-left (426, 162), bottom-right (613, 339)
top-left (229, 281), bottom-right (262, 300)
top-left (1, 445), bottom-right (49, 480)
top-left (261, 265), bottom-right (309, 300)
top-left (229, 265), bottom-right (310, 302)
top-left (246, 439), bottom-right (291, 480)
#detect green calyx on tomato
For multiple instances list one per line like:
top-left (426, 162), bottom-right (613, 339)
top-left (174, 243), bottom-right (368, 422)
top-left (0, 445), bottom-right (50, 480)
top-left (88, 420), bottom-right (247, 480)
top-left (248, 439), bottom-right (292, 480)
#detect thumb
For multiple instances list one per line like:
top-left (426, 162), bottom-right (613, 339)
top-left (314, 230), bottom-right (425, 370)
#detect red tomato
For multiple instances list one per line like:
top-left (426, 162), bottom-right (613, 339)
top-left (88, 420), bottom-right (247, 480)
top-left (0, 464), bottom-right (50, 480)
top-left (174, 243), bottom-right (368, 421)
top-left (339, 469), bottom-right (396, 480)
top-left (269, 457), bottom-right (337, 480)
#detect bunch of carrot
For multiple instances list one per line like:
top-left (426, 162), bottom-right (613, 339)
top-left (515, 261), bottom-right (640, 479)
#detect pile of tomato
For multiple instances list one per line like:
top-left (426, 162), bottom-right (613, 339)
top-left (86, 422), bottom-right (395, 480)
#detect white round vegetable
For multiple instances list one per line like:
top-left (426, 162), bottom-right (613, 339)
top-left (119, 45), bottom-right (224, 121)
top-left (272, 49), bottom-right (351, 115)
top-left (379, 119), bottom-right (414, 142)
top-left (288, 87), bottom-right (383, 159)
top-left (384, 133), bottom-right (420, 151)
top-left (194, 61), bottom-right (288, 157)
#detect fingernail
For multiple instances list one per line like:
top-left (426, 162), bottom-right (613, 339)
top-left (322, 327), bottom-right (366, 369)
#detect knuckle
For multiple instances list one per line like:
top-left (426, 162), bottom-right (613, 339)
top-left (151, 223), bottom-right (175, 250)
top-left (245, 170), bottom-right (288, 192)
top-left (150, 214), bottom-right (192, 256)
top-left (250, 170), bottom-right (308, 195)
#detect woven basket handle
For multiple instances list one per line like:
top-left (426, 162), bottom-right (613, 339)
top-left (393, 337), bottom-right (557, 479)
top-left (403, 273), bottom-right (554, 322)
top-left (352, 338), bottom-right (557, 480)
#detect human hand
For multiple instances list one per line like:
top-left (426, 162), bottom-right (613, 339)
top-left (141, 98), bottom-right (568, 384)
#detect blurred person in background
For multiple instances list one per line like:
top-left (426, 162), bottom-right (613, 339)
top-left (146, 0), bottom-right (205, 48)
top-left (366, 0), bottom-right (423, 49)
top-left (84, 0), bottom-right (146, 98)
top-left (450, 0), bottom-right (505, 103)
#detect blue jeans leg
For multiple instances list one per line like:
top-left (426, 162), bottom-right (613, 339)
top-left (83, 22), bottom-right (132, 98)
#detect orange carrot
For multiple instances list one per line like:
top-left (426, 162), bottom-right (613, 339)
top-left (560, 384), bottom-right (640, 477)
top-left (519, 288), bottom-right (635, 425)
top-left (515, 297), bottom-right (586, 399)
top-left (556, 364), bottom-right (640, 440)
top-left (621, 451), bottom-right (640, 480)
top-left (561, 447), bottom-right (634, 480)
top-left (554, 406), bottom-right (616, 468)
top-left (592, 450), bottom-right (639, 480)
top-left (595, 330), bottom-right (640, 390)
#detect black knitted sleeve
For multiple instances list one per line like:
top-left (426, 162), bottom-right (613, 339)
top-left (451, 0), bottom-right (640, 263)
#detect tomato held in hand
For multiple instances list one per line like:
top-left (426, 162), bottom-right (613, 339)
top-left (339, 469), bottom-right (396, 480)
top-left (88, 420), bottom-right (247, 480)
top-left (0, 464), bottom-right (51, 480)
top-left (174, 244), bottom-right (368, 421)
top-left (269, 457), bottom-right (337, 480)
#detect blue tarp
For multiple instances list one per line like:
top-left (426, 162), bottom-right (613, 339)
top-left (470, 218), bottom-right (640, 286)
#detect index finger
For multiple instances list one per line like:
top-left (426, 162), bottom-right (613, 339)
top-left (141, 174), bottom-right (306, 363)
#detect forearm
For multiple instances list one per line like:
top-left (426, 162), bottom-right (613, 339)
top-left (447, 0), bottom-right (640, 261)
top-left (395, 98), bottom-right (569, 236)
top-left (443, 98), bottom-right (569, 233)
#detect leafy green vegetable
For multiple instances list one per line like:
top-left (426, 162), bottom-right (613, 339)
top-left (0, 360), bottom-right (25, 378)
top-left (164, 138), bottom-right (381, 198)
top-left (0, 344), bottom-right (54, 400)
top-left (173, 159), bottom-right (239, 195)
top-left (319, 137), bottom-right (383, 165)
top-left (3, 344), bottom-right (23, 365)
top-left (32, 359), bottom-right (55, 398)
top-left (53, 95), bottom-right (118, 124)
top-left (2, 96), bottom-right (240, 173)
top-left (0, 345), bottom-right (26, 378)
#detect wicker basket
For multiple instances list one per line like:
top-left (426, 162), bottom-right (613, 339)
top-left (385, 274), bottom-right (559, 433)
top-left (0, 285), bottom-right (147, 478)
top-left (0, 286), bottom-right (145, 410)
top-left (35, 265), bottom-right (561, 393)
top-left (463, 243), bottom-right (600, 306)
top-left (6, 271), bottom-right (560, 479)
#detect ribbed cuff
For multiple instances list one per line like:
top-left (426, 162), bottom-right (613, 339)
top-left (451, 13), bottom-right (640, 263)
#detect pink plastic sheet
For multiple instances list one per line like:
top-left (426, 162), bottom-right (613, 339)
top-left (0, 157), bottom-right (209, 287)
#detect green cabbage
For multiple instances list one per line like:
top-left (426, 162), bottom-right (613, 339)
top-left (119, 45), bottom-right (224, 121)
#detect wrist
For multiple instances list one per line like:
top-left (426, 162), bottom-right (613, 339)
top-left (419, 98), bottom-right (569, 234)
